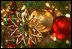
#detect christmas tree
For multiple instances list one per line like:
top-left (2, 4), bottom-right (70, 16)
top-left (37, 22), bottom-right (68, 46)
top-left (1, 1), bottom-right (71, 48)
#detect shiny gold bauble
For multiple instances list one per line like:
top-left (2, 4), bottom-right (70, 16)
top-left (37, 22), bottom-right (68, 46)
top-left (29, 10), bottom-right (53, 33)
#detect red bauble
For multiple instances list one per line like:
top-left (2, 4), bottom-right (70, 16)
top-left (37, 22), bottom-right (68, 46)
top-left (52, 16), bottom-right (71, 40)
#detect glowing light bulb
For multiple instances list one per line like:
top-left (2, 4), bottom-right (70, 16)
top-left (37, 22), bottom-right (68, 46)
top-left (55, 8), bottom-right (57, 11)
top-left (50, 35), bottom-right (57, 41)
top-left (65, 13), bottom-right (70, 18)
top-left (1, 22), bottom-right (4, 25)
top-left (50, 35), bottom-right (53, 38)
top-left (45, 2), bottom-right (50, 7)
top-left (20, 23), bottom-right (22, 26)
top-left (49, 10), bottom-right (52, 13)
top-left (1, 46), bottom-right (3, 48)
top-left (33, 29), bottom-right (36, 32)
top-left (53, 36), bottom-right (57, 41)
top-left (66, 40), bottom-right (70, 44)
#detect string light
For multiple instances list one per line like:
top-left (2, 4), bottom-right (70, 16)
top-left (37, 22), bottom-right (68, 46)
top-left (55, 8), bottom-right (58, 11)
top-left (33, 29), bottom-right (36, 32)
top-left (45, 2), bottom-right (50, 7)
top-left (65, 13), bottom-right (70, 18)
top-left (1, 22), bottom-right (4, 25)
top-left (49, 10), bottom-right (53, 13)
top-left (66, 40), bottom-right (70, 44)
top-left (53, 36), bottom-right (57, 41)
top-left (50, 34), bottom-right (57, 41)
top-left (50, 35), bottom-right (53, 38)
top-left (1, 46), bottom-right (3, 48)
top-left (20, 23), bottom-right (22, 26)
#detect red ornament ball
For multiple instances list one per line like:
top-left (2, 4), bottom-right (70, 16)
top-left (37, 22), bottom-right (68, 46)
top-left (51, 16), bottom-right (71, 40)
